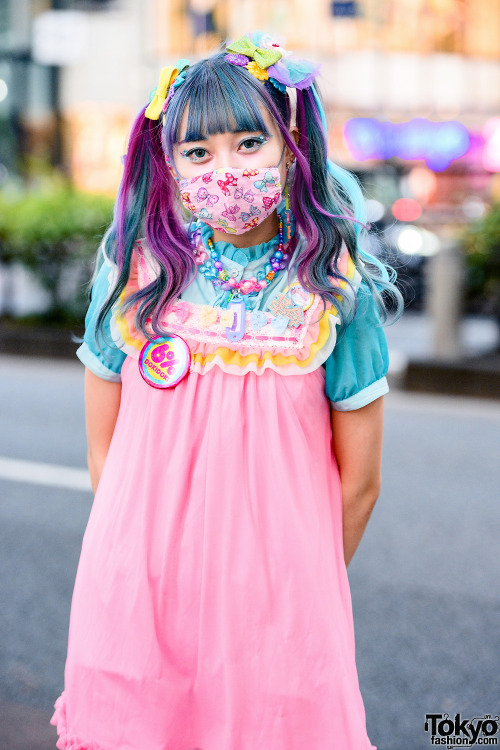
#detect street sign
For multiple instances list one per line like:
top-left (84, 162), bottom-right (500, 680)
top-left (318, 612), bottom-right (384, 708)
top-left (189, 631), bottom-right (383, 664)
top-left (331, 2), bottom-right (359, 17)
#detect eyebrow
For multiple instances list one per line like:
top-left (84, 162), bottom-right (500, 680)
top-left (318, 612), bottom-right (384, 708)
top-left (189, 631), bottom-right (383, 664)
top-left (176, 130), bottom-right (267, 146)
top-left (176, 137), bottom-right (208, 145)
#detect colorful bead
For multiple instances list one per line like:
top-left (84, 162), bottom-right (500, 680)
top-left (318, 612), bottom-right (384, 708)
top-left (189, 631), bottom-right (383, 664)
top-left (202, 216), bottom-right (289, 298)
top-left (269, 77), bottom-right (286, 93)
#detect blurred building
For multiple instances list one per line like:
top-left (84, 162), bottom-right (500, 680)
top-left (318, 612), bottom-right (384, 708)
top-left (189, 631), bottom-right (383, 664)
top-left (0, 0), bottom-right (500, 224)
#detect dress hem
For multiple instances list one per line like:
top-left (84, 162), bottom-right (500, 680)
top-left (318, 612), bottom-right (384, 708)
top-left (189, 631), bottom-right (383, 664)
top-left (50, 692), bottom-right (108, 750)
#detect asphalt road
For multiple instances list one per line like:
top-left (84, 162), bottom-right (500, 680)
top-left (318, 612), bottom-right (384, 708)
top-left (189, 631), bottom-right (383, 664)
top-left (0, 354), bottom-right (499, 750)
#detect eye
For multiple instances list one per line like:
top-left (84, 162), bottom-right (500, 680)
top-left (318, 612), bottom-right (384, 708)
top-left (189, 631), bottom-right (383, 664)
top-left (238, 135), bottom-right (269, 152)
top-left (181, 147), bottom-right (209, 162)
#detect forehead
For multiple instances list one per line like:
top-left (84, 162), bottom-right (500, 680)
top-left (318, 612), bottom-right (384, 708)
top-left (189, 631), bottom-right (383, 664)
top-left (176, 104), bottom-right (280, 143)
top-left (169, 76), bottom-right (283, 144)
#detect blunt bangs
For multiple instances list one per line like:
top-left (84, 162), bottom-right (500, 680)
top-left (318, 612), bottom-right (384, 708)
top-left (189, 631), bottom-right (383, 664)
top-left (163, 54), bottom-right (280, 153)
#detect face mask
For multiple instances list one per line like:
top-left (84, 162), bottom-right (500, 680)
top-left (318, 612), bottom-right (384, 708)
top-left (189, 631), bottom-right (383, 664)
top-left (174, 147), bottom-right (285, 235)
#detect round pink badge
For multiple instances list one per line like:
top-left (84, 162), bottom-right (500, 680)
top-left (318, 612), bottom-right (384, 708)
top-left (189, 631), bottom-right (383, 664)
top-left (139, 335), bottom-right (191, 389)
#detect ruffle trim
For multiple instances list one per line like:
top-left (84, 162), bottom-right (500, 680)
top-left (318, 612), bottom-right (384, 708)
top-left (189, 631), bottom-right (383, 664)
top-left (109, 239), bottom-right (356, 376)
top-left (50, 692), bottom-right (108, 750)
top-left (112, 293), bottom-right (338, 376)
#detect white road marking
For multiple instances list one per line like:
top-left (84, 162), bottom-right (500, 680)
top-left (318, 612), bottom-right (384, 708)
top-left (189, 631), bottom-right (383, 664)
top-left (0, 457), bottom-right (91, 492)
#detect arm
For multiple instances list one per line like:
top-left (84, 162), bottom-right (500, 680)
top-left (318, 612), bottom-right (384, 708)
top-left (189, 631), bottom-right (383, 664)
top-left (330, 395), bottom-right (384, 568)
top-left (85, 368), bottom-right (122, 495)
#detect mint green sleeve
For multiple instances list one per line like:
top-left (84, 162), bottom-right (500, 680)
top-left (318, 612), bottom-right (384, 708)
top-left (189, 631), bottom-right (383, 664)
top-left (323, 283), bottom-right (389, 411)
top-left (75, 260), bottom-right (127, 382)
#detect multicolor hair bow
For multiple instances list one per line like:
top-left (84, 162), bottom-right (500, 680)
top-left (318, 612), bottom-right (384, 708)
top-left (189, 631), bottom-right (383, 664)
top-left (226, 35), bottom-right (282, 69)
top-left (145, 59), bottom-right (190, 120)
top-left (225, 32), bottom-right (320, 92)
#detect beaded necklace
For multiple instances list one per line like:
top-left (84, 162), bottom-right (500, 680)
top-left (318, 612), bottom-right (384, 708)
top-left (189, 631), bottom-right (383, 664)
top-left (196, 214), bottom-right (292, 305)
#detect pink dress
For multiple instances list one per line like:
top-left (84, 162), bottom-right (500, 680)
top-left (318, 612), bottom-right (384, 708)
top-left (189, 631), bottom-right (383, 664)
top-left (50, 240), bottom-right (377, 750)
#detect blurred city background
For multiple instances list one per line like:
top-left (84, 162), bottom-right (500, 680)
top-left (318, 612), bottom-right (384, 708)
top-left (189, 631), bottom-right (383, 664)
top-left (0, 1), bottom-right (499, 749)
top-left (0, 0), bottom-right (500, 375)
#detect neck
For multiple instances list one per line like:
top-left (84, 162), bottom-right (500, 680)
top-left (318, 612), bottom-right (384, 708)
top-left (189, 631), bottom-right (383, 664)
top-left (210, 210), bottom-right (280, 248)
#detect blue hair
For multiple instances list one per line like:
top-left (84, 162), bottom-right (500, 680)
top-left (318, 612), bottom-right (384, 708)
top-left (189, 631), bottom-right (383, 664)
top-left (162, 53), bottom-right (289, 154)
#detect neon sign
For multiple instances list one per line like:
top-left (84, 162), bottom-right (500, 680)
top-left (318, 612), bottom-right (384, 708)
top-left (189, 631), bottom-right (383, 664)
top-left (344, 117), bottom-right (470, 171)
top-left (482, 118), bottom-right (500, 173)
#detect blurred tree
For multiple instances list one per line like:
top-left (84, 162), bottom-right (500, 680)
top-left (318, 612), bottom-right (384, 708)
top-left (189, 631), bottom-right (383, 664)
top-left (462, 203), bottom-right (500, 333)
top-left (0, 181), bottom-right (113, 324)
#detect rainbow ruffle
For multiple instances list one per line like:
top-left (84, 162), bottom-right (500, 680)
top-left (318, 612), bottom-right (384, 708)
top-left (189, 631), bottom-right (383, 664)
top-left (110, 239), bottom-right (360, 378)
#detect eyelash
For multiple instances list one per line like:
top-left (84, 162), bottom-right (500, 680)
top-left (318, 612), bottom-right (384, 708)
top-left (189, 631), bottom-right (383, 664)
top-left (181, 135), bottom-right (269, 162)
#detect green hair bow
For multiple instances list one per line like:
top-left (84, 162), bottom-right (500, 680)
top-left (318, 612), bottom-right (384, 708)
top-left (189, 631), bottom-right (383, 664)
top-left (226, 35), bottom-right (282, 69)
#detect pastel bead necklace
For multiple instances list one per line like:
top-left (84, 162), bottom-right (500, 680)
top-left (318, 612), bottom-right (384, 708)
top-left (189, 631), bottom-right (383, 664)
top-left (198, 214), bottom-right (292, 303)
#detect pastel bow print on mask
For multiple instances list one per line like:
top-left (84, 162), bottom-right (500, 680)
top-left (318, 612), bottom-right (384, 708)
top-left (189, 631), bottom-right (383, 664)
top-left (226, 35), bottom-right (283, 70)
top-left (198, 208), bottom-right (213, 219)
top-left (196, 187), bottom-right (219, 206)
top-left (234, 187), bottom-right (254, 203)
top-left (217, 172), bottom-right (238, 196)
top-left (244, 216), bottom-right (260, 229)
top-left (176, 166), bottom-right (282, 235)
top-left (221, 204), bottom-right (240, 222)
top-left (263, 192), bottom-right (281, 210)
top-left (254, 171), bottom-right (277, 193)
top-left (241, 205), bottom-right (261, 222)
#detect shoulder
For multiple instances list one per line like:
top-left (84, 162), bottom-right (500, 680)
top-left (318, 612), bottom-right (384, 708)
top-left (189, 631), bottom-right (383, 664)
top-left (323, 250), bottom-right (389, 410)
top-left (76, 252), bottom-right (126, 382)
top-left (88, 252), bottom-right (117, 308)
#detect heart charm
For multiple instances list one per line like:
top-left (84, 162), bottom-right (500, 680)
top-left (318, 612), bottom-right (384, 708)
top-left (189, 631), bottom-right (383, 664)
top-left (250, 310), bottom-right (268, 330)
top-left (270, 315), bottom-right (289, 334)
top-left (194, 251), bottom-right (208, 265)
top-left (171, 301), bottom-right (190, 323)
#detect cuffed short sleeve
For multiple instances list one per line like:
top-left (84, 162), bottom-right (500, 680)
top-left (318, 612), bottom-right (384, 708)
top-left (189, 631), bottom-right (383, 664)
top-left (324, 283), bottom-right (389, 411)
top-left (76, 259), bottom-right (127, 381)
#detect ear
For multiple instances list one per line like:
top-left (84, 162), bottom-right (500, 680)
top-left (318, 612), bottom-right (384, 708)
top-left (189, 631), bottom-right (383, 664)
top-left (165, 161), bottom-right (177, 181)
top-left (285, 126), bottom-right (299, 168)
top-left (289, 126), bottom-right (300, 147)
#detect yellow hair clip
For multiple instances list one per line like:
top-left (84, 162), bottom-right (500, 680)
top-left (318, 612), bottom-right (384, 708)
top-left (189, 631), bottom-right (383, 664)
top-left (145, 66), bottom-right (179, 120)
